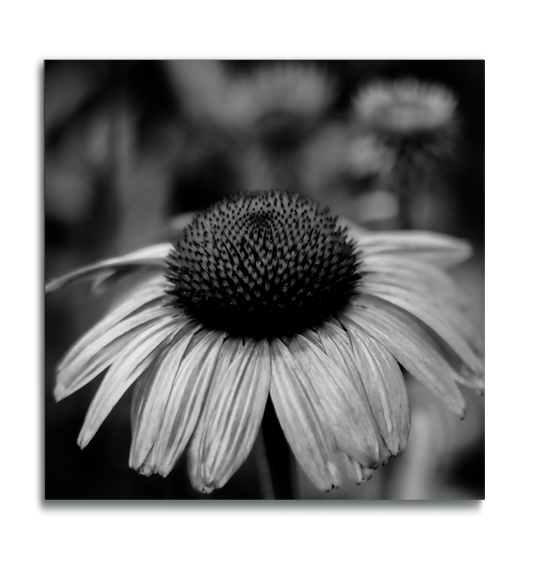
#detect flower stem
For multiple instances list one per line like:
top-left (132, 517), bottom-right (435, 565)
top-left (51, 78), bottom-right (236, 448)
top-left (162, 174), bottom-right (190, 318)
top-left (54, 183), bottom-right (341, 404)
top-left (254, 427), bottom-right (275, 500)
top-left (259, 397), bottom-right (296, 500)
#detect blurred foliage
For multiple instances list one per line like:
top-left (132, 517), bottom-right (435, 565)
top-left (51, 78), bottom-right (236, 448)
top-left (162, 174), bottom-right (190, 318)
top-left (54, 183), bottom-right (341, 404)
top-left (45, 60), bottom-right (484, 500)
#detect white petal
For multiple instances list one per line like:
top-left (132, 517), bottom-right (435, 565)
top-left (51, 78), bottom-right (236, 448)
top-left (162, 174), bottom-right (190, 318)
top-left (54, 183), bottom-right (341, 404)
top-left (304, 325), bottom-right (393, 458)
top-left (192, 339), bottom-right (272, 491)
top-left (129, 322), bottom-right (198, 470)
top-left (356, 231), bottom-right (472, 268)
top-left (56, 301), bottom-right (174, 401)
top-left (269, 337), bottom-right (341, 492)
top-left (144, 330), bottom-right (225, 478)
top-left (45, 243), bottom-right (172, 292)
top-left (344, 322), bottom-right (411, 456)
top-left (359, 283), bottom-right (483, 376)
top-left (287, 334), bottom-right (388, 468)
top-left (77, 317), bottom-right (178, 449)
top-left (57, 276), bottom-right (166, 372)
top-left (186, 338), bottom-right (243, 492)
top-left (362, 253), bottom-right (470, 309)
top-left (341, 297), bottom-right (467, 417)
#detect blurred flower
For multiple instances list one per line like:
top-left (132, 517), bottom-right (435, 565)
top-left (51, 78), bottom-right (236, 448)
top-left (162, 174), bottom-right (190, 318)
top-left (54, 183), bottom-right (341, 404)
top-left (46, 190), bottom-right (483, 494)
top-left (165, 63), bottom-right (337, 195)
top-left (353, 79), bottom-right (458, 170)
top-left (352, 79), bottom-right (458, 151)
top-left (167, 62), bottom-right (335, 148)
top-left (183, 63), bottom-right (333, 167)
top-left (352, 79), bottom-right (460, 229)
top-left (233, 62), bottom-right (334, 128)
top-left (225, 65), bottom-right (337, 196)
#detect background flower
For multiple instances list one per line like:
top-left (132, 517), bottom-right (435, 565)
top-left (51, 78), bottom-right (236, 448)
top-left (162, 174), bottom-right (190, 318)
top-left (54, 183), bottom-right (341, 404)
top-left (352, 79), bottom-right (458, 142)
top-left (351, 78), bottom-right (461, 231)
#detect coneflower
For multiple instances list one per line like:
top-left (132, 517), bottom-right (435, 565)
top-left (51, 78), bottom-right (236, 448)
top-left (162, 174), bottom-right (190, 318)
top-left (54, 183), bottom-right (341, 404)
top-left (46, 190), bottom-right (483, 494)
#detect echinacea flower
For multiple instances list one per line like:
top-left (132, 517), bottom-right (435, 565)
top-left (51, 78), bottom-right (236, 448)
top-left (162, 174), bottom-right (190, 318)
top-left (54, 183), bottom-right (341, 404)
top-left (228, 63), bottom-right (336, 148)
top-left (177, 64), bottom-right (336, 194)
top-left (165, 62), bottom-right (335, 150)
top-left (352, 79), bottom-right (460, 229)
top-left (46, 190), bottom-right (484, 494)
top-left (352, 79), bottom-right (458, 151)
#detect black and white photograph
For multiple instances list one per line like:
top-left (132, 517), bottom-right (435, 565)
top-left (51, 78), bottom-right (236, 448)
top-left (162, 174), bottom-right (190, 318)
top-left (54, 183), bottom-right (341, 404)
top-left (44, 60), bottom-right (485, 500)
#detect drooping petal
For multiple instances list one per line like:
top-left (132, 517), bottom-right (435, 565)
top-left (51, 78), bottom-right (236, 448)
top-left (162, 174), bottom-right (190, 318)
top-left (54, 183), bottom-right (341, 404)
top-left (287, 334), bottom-right (389, 468)
top-left (45, 243), bottom-right (172, 293)
top-left (355, 231), bottom-right (472, 268)
top-left (187, 338), bottom-right (242, 493)
top-left (56, 276), bottom-right (166, 372)
top-left (362, 253), bottom-right (470, 309)
top-left (56, 300), bottom-right (174, 401)
top-left (143, 329), bottom-right (225, 478)
top-left (407, 323), bottom-right (483, 393)
top-left (304, 325), bottom-right (394, 456)
top-left (190, 339), bottom-right (272, 491)
top-left (77, 317), bottom-right (178, 449)
top-left (186, 338), bottom-right (243, 491)
top-left (268, 337), bottom-right (341, 492)
top-left (364, 273), bottom-right (474, 341)
top-left (341, 296), bottom-right (467, 417)
top-left (343, 322), bottom-right (411, 456)
top-left (359, 283), bottom-right (483, 376)
top-left (128, 322), bottom-right (198, 470)
top-left (307, 322), bottom-right (409, 457)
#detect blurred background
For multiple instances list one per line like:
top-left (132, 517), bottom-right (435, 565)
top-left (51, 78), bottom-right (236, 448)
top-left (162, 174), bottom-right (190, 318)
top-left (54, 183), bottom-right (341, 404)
top-left (44, 60), bottom-right (484, 500)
